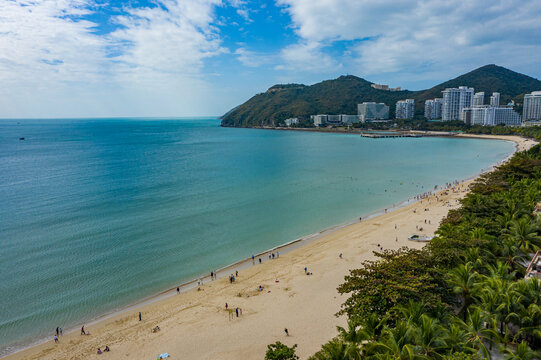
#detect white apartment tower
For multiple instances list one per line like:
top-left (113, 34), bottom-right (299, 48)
top-left (523, 91), bottom-right (541, 120)
top-left (442, 86), bottom-right (474, 121)
top-left (395, 99), bottom-right (415, 119)
top-left (424, 98), bottom-right (443, 120)
top-left (490, 92), bottom-right (500, 107)
top-left (473, 92), bottom-right (485, 107)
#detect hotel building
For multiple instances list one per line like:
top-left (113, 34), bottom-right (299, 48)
top-left (424, 98), bottom-right (443, 120)
top-left (357, 102), bottom-right (389, 121)
top-left (395, 99), bottom-right (415, 119)
top-left (524, 91), bottom-right (541, 120)
top-left (442, 86), bottom-right (474, 121)
top-left (462, 105), bottom-right (521, 126)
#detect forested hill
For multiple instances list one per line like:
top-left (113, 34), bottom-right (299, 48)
top-left (220, 65), bottom-right (541, 127)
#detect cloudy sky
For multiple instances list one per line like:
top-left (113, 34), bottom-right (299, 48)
top-left (1, 0), bottom-right (541, 118)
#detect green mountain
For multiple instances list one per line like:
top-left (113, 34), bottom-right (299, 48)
top-left (220, 64), bottom-right (541, 127)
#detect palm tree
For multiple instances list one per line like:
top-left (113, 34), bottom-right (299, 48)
top-left (495, 288), bottom-right (520, 343)
top-left (396, 300), bottom-right (427, 327)
top-left (484, 261), bottom-right (514, 281)
top-left (336, 319), bottom-right (366, 345)
top-left (447, 262), bottom-right (479, 319)
top-left (458, 307), bottom-right (498, 360)
top-left (442, 323), bottom-right (476, 355)
top-left (369, 321), bottom-right (417, 360)
top-left (413, 315), bottom-right (447, 359)
top-left (515, 303), bottom-right (541, 346)
top-left (497, 238), bottom-right (529, 273)
top-left (502, 341), bottom-right (540, 360)
top-left (357, 313), bottom-right (387, 342)
top-left (310, 338), bottom-right (360, 360)
top-left (504, 217), bottom-right (541, 254)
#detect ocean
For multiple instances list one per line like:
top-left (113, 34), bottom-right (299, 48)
top-left (0, 118), bottom-right (515, 355)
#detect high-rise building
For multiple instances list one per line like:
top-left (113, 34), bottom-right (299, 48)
top-left (490, 92), bottom-right (500, 107)
top-left (523, 91), bottom-right (541, 120)
top-left (424, 98), bottom-right (443, 120)
top-left (357, 102), bottom-right (389, 121)
top-left (442, 86), bottom-right (474, 121)
top-left (395, 99), bottom-right (415, 119)
top-left (473, 92), bottom-right (485, 107)
top-left (462, 105), bottom-right (521, 126)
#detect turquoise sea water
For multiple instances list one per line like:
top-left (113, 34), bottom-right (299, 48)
top-left (0, 118), bottom-right (515, 355)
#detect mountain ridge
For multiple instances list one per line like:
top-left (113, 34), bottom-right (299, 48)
top-left (220, 65), bottom-right (541, 127)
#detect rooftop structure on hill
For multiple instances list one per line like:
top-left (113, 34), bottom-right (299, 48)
top-left (370, 84), bottom-right (401, 91)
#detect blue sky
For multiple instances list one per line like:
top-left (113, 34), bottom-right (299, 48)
top-left (1, 0), bottom-right (541, 118)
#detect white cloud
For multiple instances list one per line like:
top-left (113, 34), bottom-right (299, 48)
top-left (109, 0), bottom-right (225, 80)
top-left (276, 0), bottom-right (541, 84)
top-left (235, 47), bottom-right (269, 67)
top-left (276, 41), bottom-right (337, 72)
top-left (0, 0), bottom-right (230, 117)
top-left (0, 0), bottom-right (108, 84)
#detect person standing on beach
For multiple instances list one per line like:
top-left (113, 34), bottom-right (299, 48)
top-left (235, 270), bottom-right (238, 277)
top-left (177, 287), bottom-right (180, 294)
top-left (139, 312), bottom-right (142, 321)
top-left (252, 255), bottom-right (255, 264)
top-left (235, 307), bottom-right (239, 317)
top-left (59, 327), bottom-right (62, 336)
top-left (54, 335), bottom-right (58, 343)
top-left (56, 327), bottom-right (59, 336)
top-left (276, 252), bottom-right (279, 258)
top-left (284, 328), bottom-right (289, 336)
top-left (81, 326), bottom-right (85, 335)
top-left (259, 258), bottom-right (262, 264)
top-left (210, 271), bottom-right (213, 280)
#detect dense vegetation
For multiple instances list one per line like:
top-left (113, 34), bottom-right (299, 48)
top-left (221, 65), bottom-right (541, 127)
top-left (269, 144), bottom-right (541, 359)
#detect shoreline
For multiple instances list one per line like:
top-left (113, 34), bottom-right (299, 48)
top-left (4, 134), bottom-right (534, 360)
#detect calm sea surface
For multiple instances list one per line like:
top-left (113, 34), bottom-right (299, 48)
top-left (0, 118), bottom-right (515, 355)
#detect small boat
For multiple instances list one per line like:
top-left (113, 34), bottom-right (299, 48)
top-left (19, 137), bottom-right (25, 140)
top-left (408, 234), bottom-right (434, 242)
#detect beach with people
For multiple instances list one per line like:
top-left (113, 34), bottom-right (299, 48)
top-left (4, 134), bottom-right (534, 360)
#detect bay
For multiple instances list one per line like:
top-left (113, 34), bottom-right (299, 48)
top-left (0, 118), bottom-right (515, 355)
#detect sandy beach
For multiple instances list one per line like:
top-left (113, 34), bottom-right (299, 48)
top-left (6, 134), bottom-right (535, 360)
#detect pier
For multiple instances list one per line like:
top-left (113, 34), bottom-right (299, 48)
top-left (359, 133), bottom-right (421, 138)
top-left (359, 131), bottom-right (457, 139)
